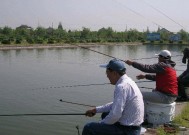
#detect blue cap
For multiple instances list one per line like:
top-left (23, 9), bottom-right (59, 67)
top-left (100, 59), bottom-right (126, 71)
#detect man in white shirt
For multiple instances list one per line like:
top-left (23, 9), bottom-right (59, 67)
top-left (82, 59), bottom-right (144, 135)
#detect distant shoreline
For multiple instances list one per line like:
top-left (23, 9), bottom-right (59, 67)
top-left (0, 42), bottom-right (143, 50)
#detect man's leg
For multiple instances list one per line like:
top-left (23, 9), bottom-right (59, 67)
top-left (142, 91), bottom-right (176, 104)
top-left (82, 122), bottom-right (141, 135)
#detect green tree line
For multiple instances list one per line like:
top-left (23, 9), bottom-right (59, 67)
top-left (0, 23), bottom-right (188, 45)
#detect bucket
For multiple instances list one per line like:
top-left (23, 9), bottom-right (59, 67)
top-left (146, 102), bottom-right (176, 125)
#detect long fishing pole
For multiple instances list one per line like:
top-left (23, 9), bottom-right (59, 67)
top-left (32, 83), bottom-right (111, 90)
top-left (59, 84), bottom-right (153, 107)
top-left (139, 86), bottom-right (153, 90)
top-left (33, 81), bottom-right (154, 90)
top-left (0, 113), bottom-right (86, 117)
top-left (136, 80), bottom-right (154, 83)
top-left (73, 44), bottom-right (125, 61)
top-left (73, 44), bottom-right (182, 61)
top-left (59, 99), bottom-right (95, 107)
top-left (132, 54), bottom-right (182, 60)
top-left (76, 125), bottom-right (80, 135)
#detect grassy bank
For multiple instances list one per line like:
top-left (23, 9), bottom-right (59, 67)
top-left (157, 102), bottom-right (189, 135)
top-left (173, 102), bottom-right (189, 128)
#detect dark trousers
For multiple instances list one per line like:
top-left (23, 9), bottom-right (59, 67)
top-left (82, 112), bottom-right (141, 135)
top-left (177, 80), bottom-right (188, 101)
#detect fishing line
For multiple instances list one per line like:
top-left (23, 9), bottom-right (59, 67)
top-left (32, 81), bottom-right (154, 91)
top-left (113, 0), bottom-right (186, 31)
top-left (0, 113), bottom-right (86, 117)
top-left (32, 83), bottom-right (111, 90)
top-left (112, 0), bottom-right (165, 30)
top-left (141, 0), bottom-right (186, 30)
top-left (31, 45), bottom-right (181, 91)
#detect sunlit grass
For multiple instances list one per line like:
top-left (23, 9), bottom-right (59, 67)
top-left (156, 102), bottom-right (189, 135)
top-left (173, 102), bottom-right (189, 128)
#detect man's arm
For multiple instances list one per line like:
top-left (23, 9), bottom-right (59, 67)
top-left (100, 86), bottom-right (127, 124)
top-left (126, 60), bottom-right (165, 73)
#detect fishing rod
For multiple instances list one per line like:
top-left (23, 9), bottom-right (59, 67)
top-left (139, 86), bottom-right (153, 90)
top-left (59, 83), bottom-right (152, 107)
top-left (32, 83), bottom-right (111, 90)
top-left (136, 80), bottom-right (154, 83)
top-left (133, 54), bottom-right (182, 60)
top-left (72, 44), bottom-right (182, 61)
top-left (72, 44), bottom-right (125, 62)
top-left (76, 125), bottom-right (80, 135)
top-left (33, 81), bottom-right (154, 90)
top-left (59, 99), bottom-right (95, 107)
top-left (176, 69), bottom-right (184, 71)
top-left (0, 113), bottom-right (86, 117)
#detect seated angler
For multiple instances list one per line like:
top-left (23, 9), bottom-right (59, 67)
top-left (82, 59), bottom-right (144, 135)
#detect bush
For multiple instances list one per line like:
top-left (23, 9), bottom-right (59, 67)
top-left (26, 38), bottom-right (34, 44)
top-left (15, 37), bottom-right (22, 44)
top-left (47, 38), bottom-right (55, 44)
top-left (34, 38), bottom-right (43, 44)
top-left (169, 40), bottom-right (173, 44)
top-left (1, 39), bottom-right (11, 44)
top-left (159, 40), bottom-right (163, 43)
top-left (179, 40), bottom-right (183, 44)
top-left (141, 39), bottom-right (145, 43)
top-left (79, 40), bottom-right (86, 43)
top-left (0, 35), bottom-right (4, 42)
top-left (15, 39), bottom-right (22, 44)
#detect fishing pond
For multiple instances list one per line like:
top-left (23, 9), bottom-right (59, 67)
top-left (0, 44), bottom-right (187, 135)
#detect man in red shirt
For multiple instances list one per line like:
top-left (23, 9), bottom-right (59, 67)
top-left (125, 50), bottom-right (178, 104)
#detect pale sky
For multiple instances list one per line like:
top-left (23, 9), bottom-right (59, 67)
top-left (0, 0), bottom-right (189, 32)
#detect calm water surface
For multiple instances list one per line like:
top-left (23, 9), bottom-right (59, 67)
top-left (0, 44), bottom-right (187, 135)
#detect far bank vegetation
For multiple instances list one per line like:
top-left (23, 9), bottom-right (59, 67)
top-left (0, 22), bottom-right (189, 46)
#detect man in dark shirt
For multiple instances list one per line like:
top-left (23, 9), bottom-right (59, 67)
top-left (177, 48), bottom-right (189, 101)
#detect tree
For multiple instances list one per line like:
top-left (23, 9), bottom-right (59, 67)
top-left (127, 29), bottom-right (140, 42)
top-left (178, 29), bottom-right (188, 42)
top-left (35, 27), bottom-right (47, 38)
top-left (58, 22), bottom-right (63, 30)
top-left (97, 27), bottom-right (114, 41)
top-left (2, 26), bottom-right (13, 35)
top-left (80, 27), bottom-right (90, 39)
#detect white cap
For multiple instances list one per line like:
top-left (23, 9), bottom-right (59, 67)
top-left (155, 50), bottom-right (171, 59)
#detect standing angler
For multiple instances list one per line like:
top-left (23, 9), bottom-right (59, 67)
top-left (177, 48), bottom-right (189, 101)
top-left (82, 59), bottom-right (144, 135)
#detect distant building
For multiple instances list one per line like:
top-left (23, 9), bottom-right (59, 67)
top-left (16, 25), bottom-right (32, 29)
top-left (169, 34), bottom-right (181, 42)
top-left (158, 28), bottom-right (170, 33)
top-left (147, 33), bottom-right (160, 41)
